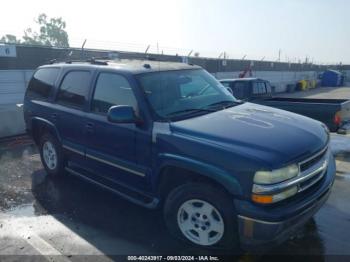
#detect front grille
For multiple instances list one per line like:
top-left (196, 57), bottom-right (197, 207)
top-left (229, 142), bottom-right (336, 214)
top-left (300, 148), bottom-right (327, 172)
top-left (297, 147), bottom-right (328, 193)
top-left (299, 170), bottom-right (324, 192)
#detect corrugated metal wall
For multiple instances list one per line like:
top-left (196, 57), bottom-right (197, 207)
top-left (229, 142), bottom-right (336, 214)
top-left (0, 70), bottom-right (33, 138)
top-left (0, 70), bottom-right (33, 105)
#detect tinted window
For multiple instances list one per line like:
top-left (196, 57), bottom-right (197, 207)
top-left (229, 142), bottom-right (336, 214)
top-left (92, 73), bottom-right (137, 114)
top-left (252, 82), bottom-right (266, 95)
top-left (27, 68), bottom-right (59, 100)
top-left (232, 82), bottom-right (248, 99)
top-left (57, 71), bottom-right (90, 108)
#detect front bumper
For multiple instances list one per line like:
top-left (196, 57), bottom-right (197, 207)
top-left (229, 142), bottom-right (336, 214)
top-left (235, 152), bottom-right (336, 250)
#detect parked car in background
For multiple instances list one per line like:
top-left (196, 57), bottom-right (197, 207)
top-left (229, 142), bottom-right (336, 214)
top-left (220, 78), bottom-right (350, 133)
top-left (24, 60), bottom-right (335, 250)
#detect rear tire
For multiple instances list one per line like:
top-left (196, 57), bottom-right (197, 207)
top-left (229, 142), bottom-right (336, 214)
top-left (164, 183), bottom-right (239, 250)
top-left (39, 133), bottom-right (65, 177)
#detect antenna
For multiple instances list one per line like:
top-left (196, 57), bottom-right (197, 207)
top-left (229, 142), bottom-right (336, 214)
top-left (278, 49), bottom-right (281, 62)
top-left (81, 39), bottom-right (87, 59)
top-left (145, 45), bottom-right (150, 54)
top-left (242, 55), bottom-right (247, 60)
top-left (187, 50), bottom-right (193, 57)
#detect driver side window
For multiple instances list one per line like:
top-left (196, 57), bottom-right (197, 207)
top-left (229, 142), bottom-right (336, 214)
top-left (92, 73), bottom-right (138, 114)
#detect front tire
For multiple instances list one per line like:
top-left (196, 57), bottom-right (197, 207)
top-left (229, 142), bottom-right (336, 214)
top-left (164, 183), bottom-right (239, 250)
top-left (39, 133), bottom-right (65, 176)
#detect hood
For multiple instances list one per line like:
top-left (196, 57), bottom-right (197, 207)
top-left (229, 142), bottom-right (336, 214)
top-left (170, 103), bottom-right (329, 168)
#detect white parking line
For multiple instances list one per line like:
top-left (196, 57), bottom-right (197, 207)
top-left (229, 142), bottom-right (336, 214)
top-left (0, 212), bottom-right (107, 259)
top-left (0, 215), bottom-right (70, 261)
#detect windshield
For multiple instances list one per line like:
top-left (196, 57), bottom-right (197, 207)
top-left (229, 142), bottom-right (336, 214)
top-left (137, 69), bottom-right (238, 120)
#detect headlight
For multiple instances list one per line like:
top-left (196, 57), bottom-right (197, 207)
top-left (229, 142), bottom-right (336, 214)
top-left (252, 164), bottom-right (300, 204)
top-left (253, 164), bottom-right (299, 185)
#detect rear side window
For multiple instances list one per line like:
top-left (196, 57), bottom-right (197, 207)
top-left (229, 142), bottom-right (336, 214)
top-left (57, 71), bottom-right (91, 109)
top-left (92, 73), bottom-right (137, 114)
top-left (232, 82), bottom-right (248, 99)
top-left (26, 68), bottom-right (59, 100)
top-left (252, 82), bottom-right (266, 95)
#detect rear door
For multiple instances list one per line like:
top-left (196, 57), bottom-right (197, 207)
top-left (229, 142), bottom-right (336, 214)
top-left (53, 70), bottom-right (92, 164)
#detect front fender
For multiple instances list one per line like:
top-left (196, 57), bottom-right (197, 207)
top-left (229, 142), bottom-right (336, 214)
top-left (155, 153), bottom-right (243, 196)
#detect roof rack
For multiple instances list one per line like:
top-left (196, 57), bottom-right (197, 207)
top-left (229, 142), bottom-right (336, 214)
top-left (48, 57), bottom-right (109, 65)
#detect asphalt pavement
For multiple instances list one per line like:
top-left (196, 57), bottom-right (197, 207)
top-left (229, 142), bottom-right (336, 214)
top-left (0, 134), bottom-right (350, 261)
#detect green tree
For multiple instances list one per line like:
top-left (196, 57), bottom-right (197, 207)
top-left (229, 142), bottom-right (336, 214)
top-left (22, 13), bottom-right (69, 47)
top-left (0, 34), bottom-right (21, 44)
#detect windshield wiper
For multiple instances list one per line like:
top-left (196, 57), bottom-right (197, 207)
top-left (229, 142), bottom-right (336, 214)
top-left (203, 100), bottom-right (242, 110)
top-left (165, 108), bottom-right (216, 117)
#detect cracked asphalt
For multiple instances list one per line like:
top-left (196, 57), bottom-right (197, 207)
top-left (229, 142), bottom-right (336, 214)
top-left (0, 134), bottom-right (350, 261)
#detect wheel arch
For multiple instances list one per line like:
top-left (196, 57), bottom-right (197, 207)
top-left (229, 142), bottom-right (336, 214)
top-left (31, 117), bottom-right (61, 145)
top-left (155, 153), bottom-right (242, 201)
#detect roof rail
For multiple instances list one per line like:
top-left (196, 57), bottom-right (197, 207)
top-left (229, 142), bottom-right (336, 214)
top-left (87, 57), bottom-right (108, 65)
top-left (47, 57), bottom-right (109, 65)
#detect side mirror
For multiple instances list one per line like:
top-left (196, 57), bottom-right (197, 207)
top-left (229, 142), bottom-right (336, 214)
top-left (107, 105), bottom-right (137, 124)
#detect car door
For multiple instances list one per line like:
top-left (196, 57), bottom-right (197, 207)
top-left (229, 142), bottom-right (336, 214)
top-left (53, 70), bottom-right (92, 165)
top-left (84, 71), bottom-right (149, 191)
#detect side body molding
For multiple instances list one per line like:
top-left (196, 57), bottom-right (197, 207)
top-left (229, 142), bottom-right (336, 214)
top-left (156, 153), bottom-right (242, 196)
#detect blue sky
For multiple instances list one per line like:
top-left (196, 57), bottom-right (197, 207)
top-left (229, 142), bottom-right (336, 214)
top-left (1, 0), bottom-right (349, 63)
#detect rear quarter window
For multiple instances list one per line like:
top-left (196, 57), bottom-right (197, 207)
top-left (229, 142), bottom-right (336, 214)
top-left (26, 68), bottom-right (60, 100)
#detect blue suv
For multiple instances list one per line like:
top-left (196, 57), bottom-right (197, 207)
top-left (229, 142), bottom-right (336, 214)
top-left (23, 59), bottom-right (335, 250)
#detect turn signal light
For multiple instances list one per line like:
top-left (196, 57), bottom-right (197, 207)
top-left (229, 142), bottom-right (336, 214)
top-left (251, 194), bottom-right (273, 204)
top-left (252, 186), bottom-right (298, 204)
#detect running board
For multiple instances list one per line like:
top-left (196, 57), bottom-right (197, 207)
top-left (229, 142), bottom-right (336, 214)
top-left (65, 167), bottom-right (159, 209)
